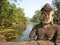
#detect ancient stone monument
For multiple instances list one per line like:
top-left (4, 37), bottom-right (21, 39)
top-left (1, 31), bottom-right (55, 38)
top-left (29, 3), bottom-right (60, 45)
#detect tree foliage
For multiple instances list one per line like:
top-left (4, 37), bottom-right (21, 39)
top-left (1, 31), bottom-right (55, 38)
top-left (0, 0), bottom-right (27, 41)
top-left (31, 10), bottom-right (41, 23)
top-left (53, 0), bottom-right (60, 22)
top-left (0, 0), bottom-right (27, 26)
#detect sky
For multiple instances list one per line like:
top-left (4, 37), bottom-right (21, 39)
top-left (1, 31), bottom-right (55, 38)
top-left (11, 0), bottom-right (53, 18)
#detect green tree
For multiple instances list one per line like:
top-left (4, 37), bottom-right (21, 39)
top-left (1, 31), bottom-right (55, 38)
top-left (0, 0), bottom-right (27, 26)
top-left (13, 7), bottom-right (27, 23)
top-left (0, 0), bottom-right (11, 26)
top-left (0, 0), bottom-right (27, 41)
top-left (53, 0), bottom-right (60, 22)
top-left (31, 10), bottom-right (41, 23)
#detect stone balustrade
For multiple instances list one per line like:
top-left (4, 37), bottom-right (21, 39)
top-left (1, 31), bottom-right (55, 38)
top-left (0, 41), bottom-right (55, 45)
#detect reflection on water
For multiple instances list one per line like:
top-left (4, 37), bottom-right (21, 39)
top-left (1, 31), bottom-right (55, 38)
top-left (16, 24), bottom-right (34, 41)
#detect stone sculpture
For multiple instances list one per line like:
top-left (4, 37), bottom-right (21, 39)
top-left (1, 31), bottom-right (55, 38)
top-left (29, 3), bottom-right (60, 45)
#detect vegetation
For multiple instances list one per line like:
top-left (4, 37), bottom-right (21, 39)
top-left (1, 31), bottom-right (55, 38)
top-left (53, 0), bottom-right (60, 22)
top-left (0, 24), bottom-right (26, 41)
top-left (0, 0), bottom-right (27, 41)
top-left (31, 10), bottom-right (41, 24)
top-left (0, 0), bottom-right (27, 26)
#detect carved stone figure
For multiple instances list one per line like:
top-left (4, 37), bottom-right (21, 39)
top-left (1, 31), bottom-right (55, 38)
top-left (29, 3), bottom-right (60, 45)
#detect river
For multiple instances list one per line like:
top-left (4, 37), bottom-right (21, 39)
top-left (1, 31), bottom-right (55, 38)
top-left (16, 24), bottom-right (34, 41)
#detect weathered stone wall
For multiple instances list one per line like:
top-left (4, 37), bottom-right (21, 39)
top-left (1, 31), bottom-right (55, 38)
top-left (0, 40), bottom-right (60, 45)
top-left (0, 33), bottom-right (60, 45)
top-left (0, 41), bottom-right (54, 45)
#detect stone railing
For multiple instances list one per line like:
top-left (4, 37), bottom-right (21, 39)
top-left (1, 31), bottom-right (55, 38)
top-left (0, 35), bottom-right (60, 45)
top-left (0, 41), bottom-right (56, 45)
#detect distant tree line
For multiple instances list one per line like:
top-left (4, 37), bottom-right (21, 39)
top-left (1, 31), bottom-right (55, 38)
top-left (31, 10), bottom-right (41, 23)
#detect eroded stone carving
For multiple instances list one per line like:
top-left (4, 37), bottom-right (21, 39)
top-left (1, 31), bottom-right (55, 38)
top-left (29, 3), bottom-right (60, 45)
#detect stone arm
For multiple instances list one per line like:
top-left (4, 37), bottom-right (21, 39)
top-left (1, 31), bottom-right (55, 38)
top-left (29, 26), bottom-right (37, 40)
top-left (52, 25), bottom-right (60, 45)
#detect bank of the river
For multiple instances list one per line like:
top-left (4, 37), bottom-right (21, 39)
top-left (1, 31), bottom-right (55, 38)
top-left (16, 24), bottom-right (34, 41)
top-left (28, 21), bottom-right (39, 25)
top-left (0, 23), bottom-right (26, 41)
top-left (0, 22), bottom-right (38, 42)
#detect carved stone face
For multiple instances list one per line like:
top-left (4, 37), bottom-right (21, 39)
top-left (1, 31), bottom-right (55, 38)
top-left (41, 10), bottom-right (54, 24)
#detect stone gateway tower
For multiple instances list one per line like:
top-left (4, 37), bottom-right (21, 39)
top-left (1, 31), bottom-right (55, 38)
top-left (29, 3), bottom-right (60, 45)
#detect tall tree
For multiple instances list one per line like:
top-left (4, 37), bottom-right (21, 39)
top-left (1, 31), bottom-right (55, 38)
top-left (0, 0), bottom-right (10, 25)
top-left (53, 0), bottom-right (60, 22)
top-left (0, 0), bottom-right (27, 26)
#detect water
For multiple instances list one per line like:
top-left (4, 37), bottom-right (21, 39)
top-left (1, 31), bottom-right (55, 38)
top-left (16, 24), bottom-right (34, 41)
